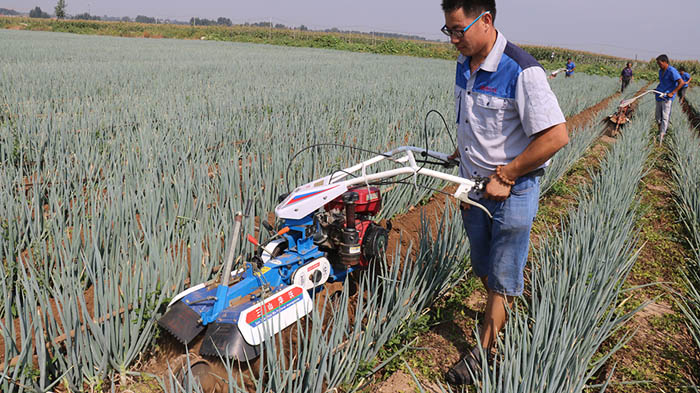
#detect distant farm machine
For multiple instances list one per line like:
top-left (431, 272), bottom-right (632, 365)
top-left (607, 89), bottom-right (664, 135)
top-left (549, 68), bottom-right (567, 78)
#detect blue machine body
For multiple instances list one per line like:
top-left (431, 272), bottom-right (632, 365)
top-left (158, 212), bottom-right (357, 358)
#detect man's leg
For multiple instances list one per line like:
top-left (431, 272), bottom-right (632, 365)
top-left (480, 290), bottom-right (514, 349)
top-left (659, 99), bottom-right (672, 142)
top-left (448, 177), bottom-right (539, 385)
top-left (655, 100), bottom-right (663, 139)
top-left (481, 175), bottom-right (538, 338)
top-left (450, 202), bottom-right (495, 386)
top-left (476, 276), bottom-right (512, 350)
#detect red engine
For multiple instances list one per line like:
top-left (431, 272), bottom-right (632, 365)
top-left (326, 186), bottom-right (382, 216)
top-left (319, 186), bottom-right (388, 267)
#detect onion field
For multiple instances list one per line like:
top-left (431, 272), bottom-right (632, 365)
top-left (0, 29), bottom-right (697, 393)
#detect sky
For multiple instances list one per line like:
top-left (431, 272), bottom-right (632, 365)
top-left (5, 0), bottom-right (699, 60)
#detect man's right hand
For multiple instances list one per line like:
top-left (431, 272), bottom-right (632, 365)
top-left (447, 149), bottom-right (460, 161)
top-left (483, 174), bottom-right (512, 202)
top-left (446, 149), bottom-right (460, 168)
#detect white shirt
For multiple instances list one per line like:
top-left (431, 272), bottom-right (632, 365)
top-left (454, 31), bottom-right (565, 179)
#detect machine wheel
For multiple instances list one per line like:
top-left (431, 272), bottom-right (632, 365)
top-left (362, 223), bottom-right (388, 264)
top-left (270, 239), bottom-right (288, 257)
top-left (171, 353), bottom-right (224, 393)
top-left (261, 239), bottom-right (288, 261)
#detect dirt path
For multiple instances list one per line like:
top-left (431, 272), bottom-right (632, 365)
top-left (681, 99), bottom-right (700, 130)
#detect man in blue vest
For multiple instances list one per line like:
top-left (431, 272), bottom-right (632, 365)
top-left (678, 66), bottom-right (692, 105)
top-left (654, 55), bottom-right (683, 143)
top-left (442, 0), bottom-right (569, 385)
top-left (565, 57), bottom-right (576, 77)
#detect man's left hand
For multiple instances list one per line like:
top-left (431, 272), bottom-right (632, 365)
top-left (667, 92), bottom-right (674, 98)
top-left (484, 174), bottom-right (512, 201)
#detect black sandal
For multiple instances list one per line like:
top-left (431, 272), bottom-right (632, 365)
top-left (445, 347), bottom-right (482, 386)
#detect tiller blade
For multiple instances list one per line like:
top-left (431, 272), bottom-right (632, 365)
top-left (199, 322), bottom-right (260, 360)
top-left (158, 302), bottom-right (205, 344)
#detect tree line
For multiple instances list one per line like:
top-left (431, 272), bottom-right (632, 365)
top-left (20, 3), bottom-right (430, 42)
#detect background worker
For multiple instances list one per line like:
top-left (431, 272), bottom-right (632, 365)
top-left (620, 62), bottom-right (634, 93)
top-left (654, 54), bottom-right (683, 143)
top-left (565, 57), bottom-right (576, 77)
top-left (678, 66), bottom-right (692, 104)
top-left (442, 0), bottom-right (568, 386)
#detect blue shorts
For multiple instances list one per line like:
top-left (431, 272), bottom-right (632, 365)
top-left (460, 175), bottom-right (540, 296)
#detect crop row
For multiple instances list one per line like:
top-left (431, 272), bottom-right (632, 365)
top-left (540, 79), bottom-right (645, 194)
top-left (668, 107), bottom-right (700, 368)
top-left (548, 74), bottom-right (621, 117)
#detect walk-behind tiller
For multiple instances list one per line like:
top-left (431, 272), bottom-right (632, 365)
top-left (607, 89), bottom-right (664, 135)
top-left (158, 145), bottom-right (490, 361)
top-left (549, 68), bottom-right (566, 78)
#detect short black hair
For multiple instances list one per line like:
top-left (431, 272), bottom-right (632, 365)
top-left (441, 0), bottom-right (497, 23)
top-left (656, 54), bottom-right (669, 63)
top-left (679, 66), bottom-right (686, 72)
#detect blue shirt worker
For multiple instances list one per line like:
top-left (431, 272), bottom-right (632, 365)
top-left (565, 58), bottom-right (576, 77)
top-left (654, 54), bottom-right (683, 143)
top-left (678, 66), bottom-right (692, 104)
top-left (441, 0), bottom-right (568, 386)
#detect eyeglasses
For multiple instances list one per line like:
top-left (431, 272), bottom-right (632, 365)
top-left (441, 11), bottom-right (490, 39)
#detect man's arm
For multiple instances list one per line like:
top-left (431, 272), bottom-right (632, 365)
top-left (668, 78), bottom-right (684, 97)
top-left (484, 122), bottom-right (568, 201)
top-left (501, 123), bottom-right (568, 179)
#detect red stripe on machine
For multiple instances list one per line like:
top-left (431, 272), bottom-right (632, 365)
top-left (308, 262), bottom-right (320, 271)
top-left (245, 286), bottom-right (304, 325)
top-left (286, 186), bottom-right (338, 205)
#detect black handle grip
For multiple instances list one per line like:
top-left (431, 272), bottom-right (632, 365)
top-left (261, 220), bottom-right (274, 234)
top-left (443, 158), bottom-right (459, 168)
